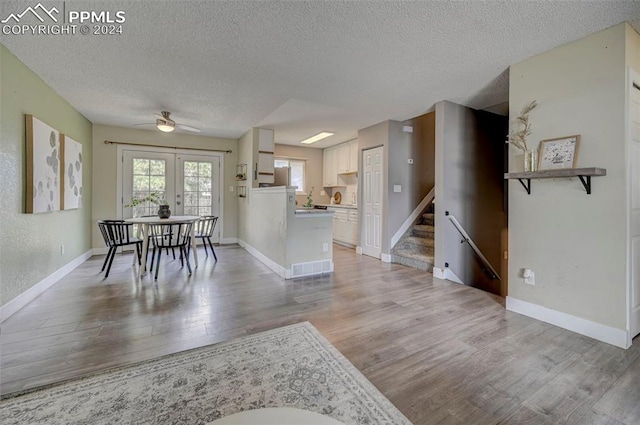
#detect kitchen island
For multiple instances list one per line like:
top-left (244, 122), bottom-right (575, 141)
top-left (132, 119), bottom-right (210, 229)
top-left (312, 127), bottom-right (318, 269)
top-left (238, 186), bottom-right (334, 279)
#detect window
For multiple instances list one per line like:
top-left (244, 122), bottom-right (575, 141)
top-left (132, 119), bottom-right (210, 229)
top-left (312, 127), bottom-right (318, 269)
top-left (274, 158), bottom-right (306, 194)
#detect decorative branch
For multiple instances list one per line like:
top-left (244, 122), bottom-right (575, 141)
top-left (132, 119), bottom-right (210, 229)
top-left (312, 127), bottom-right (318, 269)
top-left (508, 100), bottom-right (537, 152)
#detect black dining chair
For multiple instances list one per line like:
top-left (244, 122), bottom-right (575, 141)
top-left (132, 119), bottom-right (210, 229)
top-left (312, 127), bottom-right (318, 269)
top-left (148, 222), bottom-right (193, 280)
top-left (193, 216), bottom-right (218, 260)
top-left (97, 220), bottom-right (143, 278)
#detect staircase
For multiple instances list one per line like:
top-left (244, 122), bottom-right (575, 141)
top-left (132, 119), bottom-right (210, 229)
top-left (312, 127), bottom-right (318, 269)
top-left (391, 202), bottom-right (435, 271)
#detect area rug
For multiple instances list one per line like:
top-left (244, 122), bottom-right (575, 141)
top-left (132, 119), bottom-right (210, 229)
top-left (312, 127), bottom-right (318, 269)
top-left (0, 322), bottom-right (411, 424)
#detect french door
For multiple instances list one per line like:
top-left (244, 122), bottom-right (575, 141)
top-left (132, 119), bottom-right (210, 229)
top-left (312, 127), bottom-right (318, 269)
top-left (121, 149), bottom-right (221, 243)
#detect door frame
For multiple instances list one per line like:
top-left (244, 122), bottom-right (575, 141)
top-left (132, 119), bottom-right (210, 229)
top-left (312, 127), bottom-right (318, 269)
top-left (627, 67), bottom-right (640, 345)
top-left (116, 144), bottom-right (225, 241)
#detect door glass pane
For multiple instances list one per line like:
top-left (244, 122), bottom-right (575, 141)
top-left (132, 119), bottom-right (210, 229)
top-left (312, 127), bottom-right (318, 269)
top-left (183, 161), bottom-right (214, 217)
top-left (131, 158), bottom-right (166, 217)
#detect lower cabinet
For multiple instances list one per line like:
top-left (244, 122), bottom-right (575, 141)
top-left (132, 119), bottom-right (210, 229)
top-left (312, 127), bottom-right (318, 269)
top-left (330, 208), bottom-right (358, 246)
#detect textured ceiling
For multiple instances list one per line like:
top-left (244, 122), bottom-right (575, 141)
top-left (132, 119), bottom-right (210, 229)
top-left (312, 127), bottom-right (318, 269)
top-left (2, 1), bottom-right (639, 148)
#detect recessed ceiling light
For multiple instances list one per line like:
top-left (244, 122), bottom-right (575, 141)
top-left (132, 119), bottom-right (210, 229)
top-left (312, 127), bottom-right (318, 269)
top-left (300, 132), bottom-right (334, 144)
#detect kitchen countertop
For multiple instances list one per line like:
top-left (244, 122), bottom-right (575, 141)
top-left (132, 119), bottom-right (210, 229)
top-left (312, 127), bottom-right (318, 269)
top-left (316, 204), bottom-right (358, 210)
top-left (295, 208), bottom-right (335, 216)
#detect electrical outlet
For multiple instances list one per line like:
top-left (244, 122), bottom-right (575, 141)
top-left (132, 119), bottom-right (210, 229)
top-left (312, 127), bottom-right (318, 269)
top-left (523, 268), bottom-right (535, 285)
top-left (322, 243), bottom-right (329, 252)
top-left (230, 186), bottom-right (234, 192)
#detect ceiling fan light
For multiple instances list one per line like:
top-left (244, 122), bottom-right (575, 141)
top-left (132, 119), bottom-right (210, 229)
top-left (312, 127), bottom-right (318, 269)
top-left (156, 119), bottom-right (175, 132)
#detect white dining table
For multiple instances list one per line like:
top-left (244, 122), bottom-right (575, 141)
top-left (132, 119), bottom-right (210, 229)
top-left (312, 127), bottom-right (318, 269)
top-left (125, 215), bottom-right (200, 277)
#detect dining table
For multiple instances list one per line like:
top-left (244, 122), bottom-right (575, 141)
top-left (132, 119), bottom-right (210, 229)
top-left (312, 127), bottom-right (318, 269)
top-left (125, 215), bottom-right (200, 277)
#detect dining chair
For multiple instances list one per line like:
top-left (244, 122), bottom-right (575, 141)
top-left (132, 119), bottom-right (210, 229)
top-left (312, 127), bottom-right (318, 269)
top-left (97, 220), bottom-right (143, 278)
top-left (148, 222), bottom-right (193, 280)
top-left (193, 216), bottom-right (218, 260)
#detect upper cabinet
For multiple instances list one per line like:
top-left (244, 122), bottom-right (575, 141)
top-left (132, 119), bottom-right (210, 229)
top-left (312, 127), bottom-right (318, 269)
top-left (323, 139), bottom-right (358, 187)
top-left (348, 139), bottom-right (358, 173)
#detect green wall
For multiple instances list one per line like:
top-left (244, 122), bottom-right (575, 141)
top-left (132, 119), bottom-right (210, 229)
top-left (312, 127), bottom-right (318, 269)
top-left (0, 44), bottom-right (93, 306)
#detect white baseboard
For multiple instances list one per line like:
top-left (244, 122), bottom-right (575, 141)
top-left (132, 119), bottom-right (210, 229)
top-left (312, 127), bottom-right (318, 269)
top-left (381, 253), bottom-right (392, 263)
top-left (220, 237), bottom-right (238, 244)
top-left (391, 187), bottom-right (435, 249)
top-left (238, 239), bottom-right (287, 279)
top-left (506, 296), bottom-right (630, 349)
top-left (433, 267), bottom-right (464, 284)
top-left (1, 249), bottom-right (93, 322)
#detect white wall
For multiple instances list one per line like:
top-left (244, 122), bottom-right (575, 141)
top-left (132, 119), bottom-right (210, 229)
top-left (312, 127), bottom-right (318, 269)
top-left (92, 125), bottom-right (238, 247)
top-left (508, 24), bottom-right (629, 332)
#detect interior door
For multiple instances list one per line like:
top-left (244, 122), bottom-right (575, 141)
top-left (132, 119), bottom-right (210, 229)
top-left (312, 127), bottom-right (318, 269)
top-left (362, 146), bottom-right (383, 259)
top-left (176, 154), bottom-right (221, 243)
top-left (630, 70), bottom-right (640, 339)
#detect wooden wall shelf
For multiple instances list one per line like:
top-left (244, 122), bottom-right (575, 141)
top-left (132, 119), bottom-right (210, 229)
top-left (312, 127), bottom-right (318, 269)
top-left (504, 167), bottom-right (606, 194)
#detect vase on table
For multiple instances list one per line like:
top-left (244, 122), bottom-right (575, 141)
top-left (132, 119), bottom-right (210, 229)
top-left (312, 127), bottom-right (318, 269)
top-left (158, 205), bottom-right (171, 219)
top-left (524, 149), bottom-right (538, 172)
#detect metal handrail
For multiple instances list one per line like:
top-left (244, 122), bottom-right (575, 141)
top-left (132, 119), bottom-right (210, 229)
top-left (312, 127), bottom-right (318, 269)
top-left (445, 211), bottom-right (501, 280)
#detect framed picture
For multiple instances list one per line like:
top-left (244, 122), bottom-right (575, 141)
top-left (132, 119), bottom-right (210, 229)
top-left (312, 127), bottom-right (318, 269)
top-left (538, 135), bottom-right (580, 170)
top-left (61, 134), bottom-right (83, 210)
top-left (26, 115), bottom-right (61, 213)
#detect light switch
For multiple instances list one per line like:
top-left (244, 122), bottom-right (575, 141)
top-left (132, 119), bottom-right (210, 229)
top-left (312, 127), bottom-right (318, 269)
top-left (393, 185), bottom-right (401, 193)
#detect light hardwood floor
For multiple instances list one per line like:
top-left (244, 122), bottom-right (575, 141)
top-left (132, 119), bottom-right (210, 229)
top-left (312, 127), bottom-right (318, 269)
top-left (1, 244), bottom-right (639, 424)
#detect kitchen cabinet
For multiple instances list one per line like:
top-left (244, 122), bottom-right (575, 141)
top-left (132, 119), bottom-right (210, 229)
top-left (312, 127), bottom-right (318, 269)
top-left (329, 207), bottom-right (358, 246)
top-left (348, 140), bottom-right (358, 173)
top-left (337, 143), bottom-right (350, 173)
top-left (323, 146), bottom-right (338, 186)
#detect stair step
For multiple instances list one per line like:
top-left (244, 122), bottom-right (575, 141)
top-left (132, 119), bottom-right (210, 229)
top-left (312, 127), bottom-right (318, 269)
top-left (412, 224), bottom-right (434, 238)
top-left (403, 236), bottom-right (434, 247)
top-left (421, 213), bottom-right (435, 225)
top-left (392, 249), bottom-right (434, 272)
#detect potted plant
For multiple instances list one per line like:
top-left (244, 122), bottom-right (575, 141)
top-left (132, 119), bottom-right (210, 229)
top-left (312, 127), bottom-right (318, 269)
top-left (303, 187), bottom-right (314, 208)
top-left (125, 192), bottom-right (171, 218)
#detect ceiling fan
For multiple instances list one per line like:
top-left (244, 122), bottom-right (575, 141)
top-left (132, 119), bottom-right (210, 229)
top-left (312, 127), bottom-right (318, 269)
top-left (135, 111), bottom-right (201, 133)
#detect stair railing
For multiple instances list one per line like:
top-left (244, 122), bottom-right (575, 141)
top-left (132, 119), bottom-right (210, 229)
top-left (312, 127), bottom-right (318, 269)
top-left (445, 211), bottom-right (501, 280)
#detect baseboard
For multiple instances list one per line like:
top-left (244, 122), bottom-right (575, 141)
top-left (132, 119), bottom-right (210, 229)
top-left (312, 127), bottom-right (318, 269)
top-left (1, 249), bottom-right (93, 322)
top-left (381, 253), bottom-right (392, 263)
top-left (238, 239), bottom-right (287, 279)
top-left (355, 246), bottom-right (363, 255)
top-left (506, 296), bottom-right (630, 349)
top-left (390, 187), bottom-right (435, 249)
top-left (220, 237), bottom-right (238, 244)
top-left (433, 267), bottom-right (464, 284)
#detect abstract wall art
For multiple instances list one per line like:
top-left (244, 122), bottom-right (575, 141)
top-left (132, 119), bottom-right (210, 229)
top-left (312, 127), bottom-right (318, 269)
top-left (61, 134), bottom-right (83, 210)
top-left (26, 115), bottom-right (60, 213)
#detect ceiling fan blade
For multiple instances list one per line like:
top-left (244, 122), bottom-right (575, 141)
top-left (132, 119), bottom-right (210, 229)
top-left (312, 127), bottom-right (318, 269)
top-left (176, 123), bottom-right (201, 133)
top-left (134, 123), bottom-right (156, 127)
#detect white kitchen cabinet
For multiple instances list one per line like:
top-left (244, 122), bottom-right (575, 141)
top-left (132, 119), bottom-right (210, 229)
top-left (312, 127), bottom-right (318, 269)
top-left (348, 140), bottom-right (358, 173)
top-left (348, 210), bottom-right (359, 245)
top-left (323, 146), bottom-right (338, 186)
top-left (337, 143), bottom-right (350, 174)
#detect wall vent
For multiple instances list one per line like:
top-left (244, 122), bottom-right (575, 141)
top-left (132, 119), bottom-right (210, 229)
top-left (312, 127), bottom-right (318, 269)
top-left (290, 259), bottom-right (333, 278)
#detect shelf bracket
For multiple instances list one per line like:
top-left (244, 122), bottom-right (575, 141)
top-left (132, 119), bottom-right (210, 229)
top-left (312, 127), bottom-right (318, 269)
top-left (517, 178), bottom-right (531, 195)
top-left (578, 175), bottom-right (592, 194)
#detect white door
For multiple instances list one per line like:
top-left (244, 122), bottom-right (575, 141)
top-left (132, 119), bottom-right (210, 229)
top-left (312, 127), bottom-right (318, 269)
top-left (176, 154), bottom-right (221, 243)
top-left (362, 146), bottom-right (383, 259)
top-left (629, 70), bottom-right (640, 339)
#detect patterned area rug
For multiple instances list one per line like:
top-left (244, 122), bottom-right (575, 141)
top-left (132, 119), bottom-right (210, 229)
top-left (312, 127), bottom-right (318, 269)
top-left (0, 322), bottom-right (411, 425)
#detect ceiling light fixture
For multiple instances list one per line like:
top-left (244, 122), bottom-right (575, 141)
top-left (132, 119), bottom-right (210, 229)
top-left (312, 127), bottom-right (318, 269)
top-left (300, 132), bottom-right (334, 144)
top-left (156, 119), bottom-right (175, 133)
